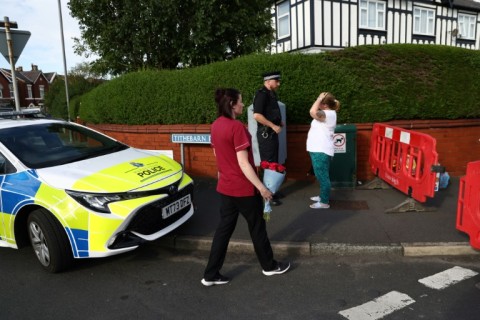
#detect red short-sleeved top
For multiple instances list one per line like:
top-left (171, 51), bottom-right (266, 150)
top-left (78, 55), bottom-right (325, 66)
top-left (211, 116), bottom-right (256, 197)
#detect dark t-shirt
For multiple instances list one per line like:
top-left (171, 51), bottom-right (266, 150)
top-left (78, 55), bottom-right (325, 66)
top-left (211, 116), bottom-right (256, 197)
top-left (253, 86), bottom-right (282, 127)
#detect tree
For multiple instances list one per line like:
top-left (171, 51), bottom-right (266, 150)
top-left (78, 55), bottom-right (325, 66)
top-left (44, 76), bottom-right (100, 120)
top-left (68, 0), bottom-right (274, 75)
top-left (69, 61), bottom-right (107, 80)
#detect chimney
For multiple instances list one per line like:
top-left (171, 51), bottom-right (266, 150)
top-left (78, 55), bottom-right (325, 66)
top-left (16, 66), bottom-right (23, 72)
top-left (31, 64), bottom-right (38, 71)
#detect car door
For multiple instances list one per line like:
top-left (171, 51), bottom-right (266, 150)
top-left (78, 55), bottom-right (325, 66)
top-left (0, 153), bottom-right (8, 241)
top-left (0, 152), bottom-right (17, 244)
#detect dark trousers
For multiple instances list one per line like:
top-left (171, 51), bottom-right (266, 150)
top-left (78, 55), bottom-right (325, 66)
top-left (203, 193), bottom-right (276, 280)
top-left (257, 131), bottom-right (279, 163)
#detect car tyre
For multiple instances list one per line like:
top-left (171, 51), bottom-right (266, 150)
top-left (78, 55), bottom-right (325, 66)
top-left (27, 209), bottom-right (73, 273)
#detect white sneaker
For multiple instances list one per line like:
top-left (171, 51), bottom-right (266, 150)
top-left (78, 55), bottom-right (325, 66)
top-left (310, 196), bottom-right (321, 202)
top-left (201, 275), bottom-right (230, 286)
top-left (262, 262), bottom-right (291, 276)
top-left (310, 202), bottom-right (330, 209)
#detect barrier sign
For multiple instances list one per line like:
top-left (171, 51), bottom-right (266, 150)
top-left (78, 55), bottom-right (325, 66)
top-left (333, 133), bottom-right (346, 153)
top-left (171, 133), bottom-right (211, 166)
top-left (369, 123), bottom-right (442, 203)
top-left (171, 134), bottom-right (211, 144)
top-left (456, 160), bottom-right (480, 249)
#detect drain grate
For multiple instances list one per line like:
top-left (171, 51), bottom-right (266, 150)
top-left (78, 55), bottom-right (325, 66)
top-left (329, 200), bottom-right (369, 210)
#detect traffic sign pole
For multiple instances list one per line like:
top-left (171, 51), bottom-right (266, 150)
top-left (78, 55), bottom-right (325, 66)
top-left (3, 17), bottom-right (21, 112)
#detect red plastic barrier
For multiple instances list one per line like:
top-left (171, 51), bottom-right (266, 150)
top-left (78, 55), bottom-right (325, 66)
top-left (456, 160), bottom-right (480, 249)
top-left (369, 123), bottom-right (440, 202)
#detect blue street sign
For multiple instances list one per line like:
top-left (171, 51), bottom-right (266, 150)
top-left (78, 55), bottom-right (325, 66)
top-left (171, 134), bottom-right (211, 144)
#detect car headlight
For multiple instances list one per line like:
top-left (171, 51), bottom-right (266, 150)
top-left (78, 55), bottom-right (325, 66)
top-left (66, 190), bottom-right (142, 213)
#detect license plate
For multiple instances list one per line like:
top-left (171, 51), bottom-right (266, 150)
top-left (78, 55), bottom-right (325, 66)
top-left (162, 195), bottom-right (191, 219)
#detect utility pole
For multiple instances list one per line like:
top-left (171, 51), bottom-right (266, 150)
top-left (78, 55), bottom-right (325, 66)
top-left (0, 17), bottom-right (21, 112)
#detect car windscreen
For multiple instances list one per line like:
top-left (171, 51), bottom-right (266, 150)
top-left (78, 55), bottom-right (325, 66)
top-left (0, 122), bottom-right (128, 169)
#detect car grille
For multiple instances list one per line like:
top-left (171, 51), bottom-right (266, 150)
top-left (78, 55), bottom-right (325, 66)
top-left (127, 183), bottom-right (194, 235)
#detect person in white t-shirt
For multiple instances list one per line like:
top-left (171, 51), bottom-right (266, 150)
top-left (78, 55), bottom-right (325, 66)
top-left (306, 92), bottom-right (340, 209)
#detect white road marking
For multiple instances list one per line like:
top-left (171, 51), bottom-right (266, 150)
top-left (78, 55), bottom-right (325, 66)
top-left (339, 266), bottom-right (478, 319)
top-left (339, 291), bottom-right (415, 320)
top-left (418, 266), bottom-right (478, 290)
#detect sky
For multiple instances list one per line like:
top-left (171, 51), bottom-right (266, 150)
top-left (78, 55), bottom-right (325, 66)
top-left (1, 0), bottom-right (91, 75)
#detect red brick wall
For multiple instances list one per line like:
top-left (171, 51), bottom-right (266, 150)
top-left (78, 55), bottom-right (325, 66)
top-left (84, 119), bottom-right (480, 181)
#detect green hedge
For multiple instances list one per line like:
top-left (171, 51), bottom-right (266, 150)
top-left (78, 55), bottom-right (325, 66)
top-left (79, 44), bottom-right (480, 125)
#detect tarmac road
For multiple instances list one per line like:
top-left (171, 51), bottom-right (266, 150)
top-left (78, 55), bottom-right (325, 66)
top-left (160, 175), bottom-right (480, 257)
top-left (1, 243), bottom-right (479, 320)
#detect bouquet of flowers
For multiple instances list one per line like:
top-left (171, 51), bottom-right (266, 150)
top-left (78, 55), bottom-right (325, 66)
top-left (261, 161), bottom-right (286, 221)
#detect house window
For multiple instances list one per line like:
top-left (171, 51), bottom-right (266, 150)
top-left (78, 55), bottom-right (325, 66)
top-left (9, 84), bottom-right (14, 98)
top-left (458, 13), bottom-right (476, 39)
top-left (39, 85), bottom-right (45, 99)
top-left (277, 1), bottom-right (290, 39)
top-left (0, 84), bottom-right (3, 98)
top-left (359, 0), bottom-right (386, 30)
top-left (27, 85), bottom-right (33, 99)
top-left (413, 7), bottom-right (435, 36)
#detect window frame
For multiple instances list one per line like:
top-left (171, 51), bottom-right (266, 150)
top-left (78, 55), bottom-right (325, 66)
top-left (277, 1), bottom-right (290, 39)
top-left (27, 84), bottom-right (33, 99)
top-left (458, 13), bottom-right (476, 40)
top-left (0, 152), bottom-right (17, 175)
top-left (359, 0), bottom-right (386, 30)
top-left (39, 85), bottom-right (45, 99)
top-left (413, 6), bottom-right (436, 36)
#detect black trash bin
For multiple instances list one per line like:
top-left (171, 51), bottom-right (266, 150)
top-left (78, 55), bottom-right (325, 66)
top-left (330, 124), bottom-right (357, 188)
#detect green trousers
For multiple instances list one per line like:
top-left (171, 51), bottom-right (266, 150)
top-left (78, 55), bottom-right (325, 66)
top-left (309, 152), bottom-right (332, 204)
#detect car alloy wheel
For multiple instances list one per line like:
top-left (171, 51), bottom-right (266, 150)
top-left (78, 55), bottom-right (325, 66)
top-left (27, 209), bottom-right (73, 273)
top-left (29, 220), bottom-right (51, 267)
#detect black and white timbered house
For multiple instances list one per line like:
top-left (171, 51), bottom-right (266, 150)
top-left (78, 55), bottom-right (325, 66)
top-left (271, 0), bottom-right (480, 53)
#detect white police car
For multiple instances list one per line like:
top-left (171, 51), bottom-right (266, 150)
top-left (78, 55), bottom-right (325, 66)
top-left (0, 112), bottom-right (194, 272)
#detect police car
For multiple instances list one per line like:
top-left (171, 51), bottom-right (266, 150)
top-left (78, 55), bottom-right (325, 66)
top-left (0, 112), bottom-right (194, 272)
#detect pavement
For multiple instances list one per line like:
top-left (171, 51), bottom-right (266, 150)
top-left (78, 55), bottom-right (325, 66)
top-left (158, 175), bottom-right (480, 257)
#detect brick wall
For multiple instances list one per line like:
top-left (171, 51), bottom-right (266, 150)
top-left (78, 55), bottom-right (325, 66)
top-left (84, 119), bottom-right (480, 181)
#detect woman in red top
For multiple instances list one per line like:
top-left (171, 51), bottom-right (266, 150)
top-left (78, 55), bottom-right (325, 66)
top-left (201, 88), bottom-right (290, 286)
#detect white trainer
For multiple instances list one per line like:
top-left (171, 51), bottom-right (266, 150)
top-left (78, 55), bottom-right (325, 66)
top-left (310, 196), bottom-right (321, 202)
top-left (310, 202), bottom-right (330, 209)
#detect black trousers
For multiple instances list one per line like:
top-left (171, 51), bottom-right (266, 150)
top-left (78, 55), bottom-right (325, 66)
top-left (203, 193), bottom-right (276, 280)
top-left (257, 131), bottom-right (279, 163)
